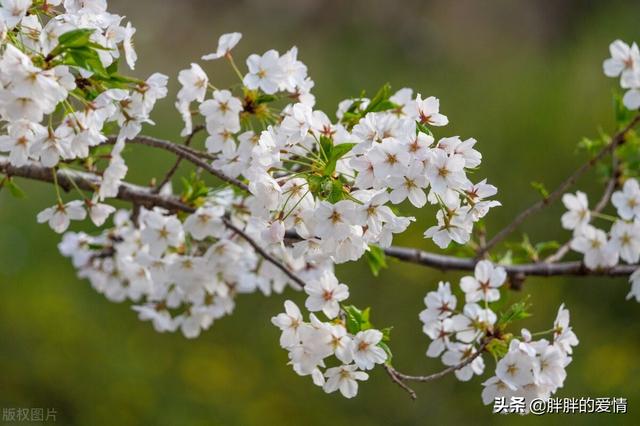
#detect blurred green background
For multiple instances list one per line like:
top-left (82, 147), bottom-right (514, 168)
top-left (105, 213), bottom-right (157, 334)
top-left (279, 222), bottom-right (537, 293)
top-left (1, 0), bottom-right (640, 424)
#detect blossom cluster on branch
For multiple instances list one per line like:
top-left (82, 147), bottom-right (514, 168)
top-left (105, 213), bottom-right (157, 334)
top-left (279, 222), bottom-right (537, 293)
top-left (419, 261), bottom-right (578, 410)
top-left (0, 0), bottom-right (638, 409)
top-left (557, 41), bottom-right (640, 302)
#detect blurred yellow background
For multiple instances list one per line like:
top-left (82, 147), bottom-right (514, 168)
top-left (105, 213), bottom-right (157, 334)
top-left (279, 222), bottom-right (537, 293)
top-left (1, 1), bottom-right (639, 425)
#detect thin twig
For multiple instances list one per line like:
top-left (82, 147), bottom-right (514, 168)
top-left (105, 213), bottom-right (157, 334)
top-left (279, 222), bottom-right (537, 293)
top-left (594, 157), bottom-right (620, 213)
top-left (479, 114), bottom-right (640, 257)
top-left (384, 365), bottom-right (417, 400)
top-left (222, 217), bottom-right (306, 288)
top-left (152, 126), bottom-right (205, 193)
top-left (106, 134), bottom-right (249, 192)
top-left (385, 340), bottom-right (489, 399)
top-left (545, 151), bottom-right (621, 263)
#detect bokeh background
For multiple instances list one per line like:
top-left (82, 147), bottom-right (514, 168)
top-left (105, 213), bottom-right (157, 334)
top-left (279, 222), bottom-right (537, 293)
top-left (1, 0), bottom-right (640, 424)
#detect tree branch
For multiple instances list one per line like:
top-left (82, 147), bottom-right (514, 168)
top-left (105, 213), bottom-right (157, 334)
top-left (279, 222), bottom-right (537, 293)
top-left (0, 156), bottom-right (309, 288)
top-left (383, 245), bottom-right (637, 277)
top-left (3, 156), bottom-right (638, 280)
top-left (152, 125), bottom-right (205, 194)
top-left (479, 114), bottom-right (640, 257)
top-left (384, 365), bottom-right (418, 400)
top-left (106, 135), bottom-right (249, 192)
top-left (222, 217), bottom-right (306, 288)
top-left (384, 340), bottom-right (490, 399)
top-left (0, 157), bottom-right (195, 213)
top-left (545, 150), bottom-right (621, 263)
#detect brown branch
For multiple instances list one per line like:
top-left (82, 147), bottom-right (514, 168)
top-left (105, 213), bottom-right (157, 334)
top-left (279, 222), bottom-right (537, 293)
top-left (383, 245), bottom-right (637, 277)
top-left (222, 218), bottom-right (306, 288)
top-left (594, 157), bottom-right (621, 213)
top-left (385, 340), bottom-right (490, 399)
top-left (545, 151), bottom-right (621, 263)
top-left (4, 156), bottom-right (638, 280)
top-left (106, 134), bottom-right (249, 192)
top-left (0, 156), bottom-right (309, 288)
top-left (152, 125), bottom-right (205, 194)
top-left (384, 365), bottom-right (417, 400)
top-left (0, 157), bottom-right (195, 213)
top-left (479, 114), bottom-right (640, 257)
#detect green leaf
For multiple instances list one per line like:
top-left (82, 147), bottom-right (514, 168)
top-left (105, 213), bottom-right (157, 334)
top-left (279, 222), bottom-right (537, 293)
top-left (498, 298), bottom-right (532, 328)
top-left (378, 341), bottom-right (393, 362)
top-left (58, 28), bottom-right (96, 49)
top-left (306, 174), bottom-right (325, 195)
top-left (534, 240), bottom-right (560, 256)
top-left (577, 136), bottom-right (606, 156)
top-left (64, 46), bottom-right (109, 78)
top-left (342, 305), bottom-right (373, 334)
top-left (361, 308), bottom-right (371, 329)
top-left (370, 99), bottom-right (398, 113)
top-left (324, 142), bottom-right (356, 176)
top-left (180, 176), bottom-right (193, 200)
top-left (497, 249), bottom-right (513, 265)
top-left (180, 172), bottom-right (210, 205)
top-left (86, 41), bottom-right (112, 51)
top-left (530, 181), bottom-right (549, 199)
top-left (442, 240), bottom-right (477, 258)
top-left (319, 135), bottom-right (333, 161)
top-left (364, 83), bottom-right (392, 113)
top-left (486, 338), bottom-right (509, 360)
top-left (614, 90), bottom-right (636, 128)
top-left (365, 245), bottom-right (388, 277)
top-left (416, 120), bottom-right (433, 136)
top-left (6, 178), bottom-right (26, 198)
top-left (330, 143), bottom-right (356, 162)
top-left (106, 59), bottom-right (119, 76)
top-left (506, 235), bottom-right (561, 263)
top-left (326, 179), bottom-right (347, 203)
top-left (381, 326), bottom-right (393, 342)
top-left (256, 94), bottom-right (277, 104)
top-left (339, 84), bottom-right (396, 129)
top-left (505, 234), bottom-right (536, 263)
top-left (343, 305), bottom-right (363, 334)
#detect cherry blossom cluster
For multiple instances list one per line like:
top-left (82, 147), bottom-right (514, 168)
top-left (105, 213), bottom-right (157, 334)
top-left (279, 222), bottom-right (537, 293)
top-left (420, 260), bottom-right (579, 408)
top-left (0, 0), bottom-right (168, 229)
top-left (562, 181), bottom-right (640, 301)
top-left (174, 32), bottom-right (500, 267)
top-left (481, 305), bottom-right (579, 413)
top-left (272, 296), bottom-right (389, 399)
top-left (57, 187), bottom-right (319, 338)
top-left (420, 261), bottom-right (504, 382)
top-left (552, 40), bottom-right (640, 304)
top-left (603, 40), bottom-right (640, 109)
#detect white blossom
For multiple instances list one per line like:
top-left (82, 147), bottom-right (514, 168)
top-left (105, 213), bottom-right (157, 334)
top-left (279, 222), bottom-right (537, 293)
top-left (202, 32), bottom-right (242, 61)
top-left (350, 329), bottom-right (387, 370)
top-left (37, 200), bottom-right (87, 233)
top-left (459, 260), bottom-right (506, 303)
top-left (304, 272), bottom-right (349, 319)
top-left (323, 364), bottom-right (368, 399)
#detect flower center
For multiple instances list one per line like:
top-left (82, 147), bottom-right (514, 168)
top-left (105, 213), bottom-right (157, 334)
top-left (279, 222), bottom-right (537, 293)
top-left (322, 289), bottom-right (334, 301)
top-left (385, 153), bottom-right (398, 165)
top-left (329, 211), bottom-right (342, 224)
top-left (506, 363), bottom-right (518, 377)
